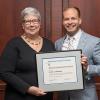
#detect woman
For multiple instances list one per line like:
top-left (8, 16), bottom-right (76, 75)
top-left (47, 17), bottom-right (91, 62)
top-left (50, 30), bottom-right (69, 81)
top-left (0, 7), bottom-right (55, 100)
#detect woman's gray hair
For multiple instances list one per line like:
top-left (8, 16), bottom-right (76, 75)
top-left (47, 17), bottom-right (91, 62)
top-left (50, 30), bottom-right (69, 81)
top-left (21, 7), bottom-right (41, 21)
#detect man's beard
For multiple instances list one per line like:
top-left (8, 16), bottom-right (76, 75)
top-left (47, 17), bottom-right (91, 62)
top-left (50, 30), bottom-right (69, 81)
top-left (65, 26), bottom-right (80, 36)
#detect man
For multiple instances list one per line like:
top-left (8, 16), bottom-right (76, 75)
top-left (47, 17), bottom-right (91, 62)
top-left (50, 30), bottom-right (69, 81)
top-left (55, 7), bottom-right (100, 100)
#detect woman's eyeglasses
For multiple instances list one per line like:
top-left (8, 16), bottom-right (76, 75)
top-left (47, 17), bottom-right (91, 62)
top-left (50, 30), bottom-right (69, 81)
top-left (23, 19), bottom-right (40, 25)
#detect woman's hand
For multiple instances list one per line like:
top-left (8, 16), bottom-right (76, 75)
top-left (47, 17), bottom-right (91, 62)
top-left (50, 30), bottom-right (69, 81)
top-left (81, 54), bottom-right (88, 71)
top-left (27, 86), bottom-right (46, 96)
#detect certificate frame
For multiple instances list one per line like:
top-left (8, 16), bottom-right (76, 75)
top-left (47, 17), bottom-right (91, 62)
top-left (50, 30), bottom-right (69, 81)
top-left (36, 50), bottom-right (84, 92)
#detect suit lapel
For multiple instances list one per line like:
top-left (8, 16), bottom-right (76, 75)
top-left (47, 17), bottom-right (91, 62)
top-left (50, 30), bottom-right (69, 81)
top-left (59, 36), bottom-right (66, 50)
top-left (59, 31), bottom-right (88, 51)
top-left (77, 31), bottom-right (87, 50)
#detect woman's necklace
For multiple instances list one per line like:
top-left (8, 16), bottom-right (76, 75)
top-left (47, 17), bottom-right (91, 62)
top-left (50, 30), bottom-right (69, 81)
top-left (22, 34), bottom-right (41, 45)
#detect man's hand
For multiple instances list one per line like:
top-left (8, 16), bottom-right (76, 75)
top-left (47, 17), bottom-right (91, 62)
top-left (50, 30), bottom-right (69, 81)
top-left (81, 54), bottom-right (88, 71)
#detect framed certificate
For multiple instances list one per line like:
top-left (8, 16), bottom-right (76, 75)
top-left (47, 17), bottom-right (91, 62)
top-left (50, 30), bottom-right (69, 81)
top-left (36, 50), bottom-right (84, 92)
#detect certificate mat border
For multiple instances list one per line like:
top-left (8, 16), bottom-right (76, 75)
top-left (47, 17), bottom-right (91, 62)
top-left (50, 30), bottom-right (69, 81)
top-left (36, 50), bottom-right (83, 92)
